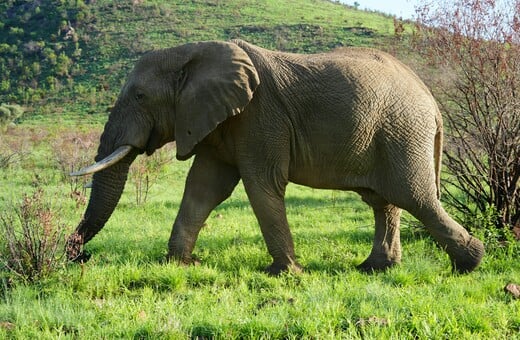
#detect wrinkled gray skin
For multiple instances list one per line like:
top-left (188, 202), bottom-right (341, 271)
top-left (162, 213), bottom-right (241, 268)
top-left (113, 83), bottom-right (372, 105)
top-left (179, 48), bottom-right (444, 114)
top-left (68, 40), bottom-right (484, 274)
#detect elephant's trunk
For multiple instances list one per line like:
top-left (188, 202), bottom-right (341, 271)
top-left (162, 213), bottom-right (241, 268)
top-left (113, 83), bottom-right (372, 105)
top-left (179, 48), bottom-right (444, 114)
top-left (66, 149), bottom-right (138, 261)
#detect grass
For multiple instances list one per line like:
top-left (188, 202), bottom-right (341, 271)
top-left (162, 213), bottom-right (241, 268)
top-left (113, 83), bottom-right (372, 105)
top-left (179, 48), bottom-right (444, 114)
top-left (1, 125), bottom-right (520, 338)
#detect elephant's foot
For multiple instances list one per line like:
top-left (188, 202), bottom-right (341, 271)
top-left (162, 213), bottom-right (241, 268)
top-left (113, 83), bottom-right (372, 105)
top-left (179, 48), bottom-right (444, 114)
top-left (449, 236), bottom-right (485, 274)
top-left (166, 253), bottom-right (201, 267)
top-left (265, 261), bottom-right (303, 276)
top-left (357, 255), bottom-right (400, 273)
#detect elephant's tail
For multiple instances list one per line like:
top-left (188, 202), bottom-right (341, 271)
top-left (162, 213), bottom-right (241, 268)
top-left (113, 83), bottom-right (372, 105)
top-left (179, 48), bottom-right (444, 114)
top-left (434, 118), bottom-right (443, 200)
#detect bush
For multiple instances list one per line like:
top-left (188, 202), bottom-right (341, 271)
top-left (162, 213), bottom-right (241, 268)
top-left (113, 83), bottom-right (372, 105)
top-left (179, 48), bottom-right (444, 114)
top-left (0, 103), bottom-right (24, 128)
top-left (413, 0), bottom-right (520, 231)
top-left (0, 189), bottom-right (68, 283)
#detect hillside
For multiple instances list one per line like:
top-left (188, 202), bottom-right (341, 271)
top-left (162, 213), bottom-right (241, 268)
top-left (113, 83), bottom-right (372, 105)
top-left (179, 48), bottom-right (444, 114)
top-left (0, 0), bottom-right (399, 122)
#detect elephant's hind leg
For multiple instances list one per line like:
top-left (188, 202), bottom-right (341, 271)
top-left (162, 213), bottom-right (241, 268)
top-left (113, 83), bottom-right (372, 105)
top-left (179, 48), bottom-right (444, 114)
top-left (387, 175), bottom-right (484, 273)
top-left (380, 146), bottom-right (484, 273)
top-left (358, 190), bottom-right (402, 272)
top-left (408, 200), bottom-right (484, 273)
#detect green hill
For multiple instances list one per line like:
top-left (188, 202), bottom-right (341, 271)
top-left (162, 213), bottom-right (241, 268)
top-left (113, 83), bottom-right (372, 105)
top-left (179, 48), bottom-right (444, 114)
top-left (0, 0), bottom-right (399, 121)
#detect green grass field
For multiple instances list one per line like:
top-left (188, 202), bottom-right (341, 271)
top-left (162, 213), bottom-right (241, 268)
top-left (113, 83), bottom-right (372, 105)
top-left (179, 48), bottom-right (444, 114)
top-left (1, 0), bottom-right (520, 338)
top-left (1, 123), bottom-right (519, 339)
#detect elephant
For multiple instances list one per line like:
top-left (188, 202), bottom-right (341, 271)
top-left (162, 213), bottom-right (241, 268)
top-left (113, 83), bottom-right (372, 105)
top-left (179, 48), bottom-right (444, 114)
top-left (67, 39), bottom-right (484, 275)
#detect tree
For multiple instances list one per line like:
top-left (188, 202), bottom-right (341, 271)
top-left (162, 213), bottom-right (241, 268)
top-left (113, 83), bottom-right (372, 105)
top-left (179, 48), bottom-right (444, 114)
top-left (413, 0), bottom-right (520, 230)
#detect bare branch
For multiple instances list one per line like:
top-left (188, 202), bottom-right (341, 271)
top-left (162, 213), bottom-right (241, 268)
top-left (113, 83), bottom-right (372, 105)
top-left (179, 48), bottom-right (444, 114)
top-left (414, 0), bottom-right (520, 229)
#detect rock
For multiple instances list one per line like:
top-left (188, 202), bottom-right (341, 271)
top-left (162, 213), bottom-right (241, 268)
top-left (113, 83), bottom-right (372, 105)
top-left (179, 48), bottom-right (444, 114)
top-left (356, 316), bottom-right (388, 327)
top-left (504, 283), bottom-right (520, 299)
top-left (0, 321), bottom-right (15, 331)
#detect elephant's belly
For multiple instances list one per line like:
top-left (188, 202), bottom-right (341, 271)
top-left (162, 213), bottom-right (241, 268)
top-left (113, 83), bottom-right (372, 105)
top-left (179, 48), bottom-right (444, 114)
top-left (287, 123), bottom-right (378, 190)
top-left (288, 163), bottom-right (373, 191)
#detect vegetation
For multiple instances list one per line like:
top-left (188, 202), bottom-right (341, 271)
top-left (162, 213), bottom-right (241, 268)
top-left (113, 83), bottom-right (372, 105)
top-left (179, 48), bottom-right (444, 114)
top-left (129, 143), bottom-right (175, 206)
top-left (0, 0), bottom-right (398, 119)
top-left (0, 189), bottom-right (67, 283)
top-left (413, 0), bottom-right (520, 232)
top-left (0, 1), bottom-right (93, 105)
top-left (0, 104), bottom-right (23, 129)
top-left (0, 0), bottom-right (519, 338)
top-left (0, 124), bottom-right (519, 338)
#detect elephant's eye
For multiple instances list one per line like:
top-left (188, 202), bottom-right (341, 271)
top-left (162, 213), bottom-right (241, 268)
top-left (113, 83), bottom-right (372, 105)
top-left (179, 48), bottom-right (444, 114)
top-left (135, 93), bottom-right (145, 102)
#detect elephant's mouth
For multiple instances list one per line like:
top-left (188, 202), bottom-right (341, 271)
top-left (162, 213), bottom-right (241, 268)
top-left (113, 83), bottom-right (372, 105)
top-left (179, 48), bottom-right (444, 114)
top-left (145, 126), bottom-right (167, 156)
top-left (70, 145), bottom-right (135, 176)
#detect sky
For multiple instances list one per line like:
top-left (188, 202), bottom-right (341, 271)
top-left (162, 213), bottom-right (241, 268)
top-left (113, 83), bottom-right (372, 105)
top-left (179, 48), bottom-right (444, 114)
top-left (340, 0), bottom-right (420, 19)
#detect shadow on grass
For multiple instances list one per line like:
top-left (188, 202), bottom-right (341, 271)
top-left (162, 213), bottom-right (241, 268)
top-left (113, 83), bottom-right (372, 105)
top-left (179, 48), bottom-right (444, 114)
top-left (214, 190), bottom-right (363, 211)
top-left (80, 194), bottom-right (434, 275)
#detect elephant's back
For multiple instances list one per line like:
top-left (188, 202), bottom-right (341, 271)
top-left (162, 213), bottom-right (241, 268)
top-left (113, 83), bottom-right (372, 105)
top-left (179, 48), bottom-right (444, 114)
top-left (333, 47), bottom-right (433, 104)
top-left (323, 47), bottom-right (438, 127)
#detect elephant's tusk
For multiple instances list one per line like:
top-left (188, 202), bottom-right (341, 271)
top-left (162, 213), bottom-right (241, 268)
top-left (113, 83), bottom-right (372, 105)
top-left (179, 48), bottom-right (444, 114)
top-left (70, 145), bottom-right (134, 176)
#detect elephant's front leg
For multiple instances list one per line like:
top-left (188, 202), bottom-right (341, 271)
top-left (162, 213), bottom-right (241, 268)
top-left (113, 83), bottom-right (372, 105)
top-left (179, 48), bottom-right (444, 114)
top-left (167, 151), bottom-right (240, 264)
top-left (241, 174), bottom-right (303, 275)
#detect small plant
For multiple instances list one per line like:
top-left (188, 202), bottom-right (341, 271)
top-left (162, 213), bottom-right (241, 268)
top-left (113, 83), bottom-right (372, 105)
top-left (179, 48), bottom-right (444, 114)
top-left (53, 130), bottom-right (99, 207)
top-left (0, 151), bottom-right (19, 169)
top-left (393, 17), bottom-right (404, 39)
top-left (129, 157), bottom-right (151, 205)
top-left (470, 205), bottom-right (519, 257)
top-left (0, 189), bottom-right (67, 283)
top-left (129, 144), bottom-right (174, 205)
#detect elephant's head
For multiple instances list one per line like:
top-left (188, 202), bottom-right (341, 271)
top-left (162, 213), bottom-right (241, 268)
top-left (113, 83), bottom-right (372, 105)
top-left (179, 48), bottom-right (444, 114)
top-left (66, 41), bottom-right (260, 260)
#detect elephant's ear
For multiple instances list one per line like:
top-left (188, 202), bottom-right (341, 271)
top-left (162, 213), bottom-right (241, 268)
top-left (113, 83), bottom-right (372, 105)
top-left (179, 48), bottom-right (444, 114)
top-left (174, 41), bottom-right (260, 160)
